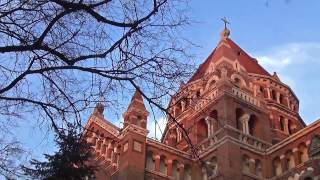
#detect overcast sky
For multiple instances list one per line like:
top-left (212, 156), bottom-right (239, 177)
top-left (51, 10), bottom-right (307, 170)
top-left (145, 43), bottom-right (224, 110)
top-left (13, 0), bottom-right (320, 166)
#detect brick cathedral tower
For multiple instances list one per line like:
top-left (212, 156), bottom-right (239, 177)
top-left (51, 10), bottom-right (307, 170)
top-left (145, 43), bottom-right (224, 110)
top-left (84, 25), bottom-right (320, 180)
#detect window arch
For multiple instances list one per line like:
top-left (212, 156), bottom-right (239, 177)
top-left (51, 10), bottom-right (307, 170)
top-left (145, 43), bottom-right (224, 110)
top-left (286, 151), bottom-right (295, 169)
top-left (236, 108), bottom-right (245, 132)
top-left (234, 77), bottom-right (241, 88)
top-left (273, 157), bottom-right (282, 176)
top-left (255, 159), bottom-right (262, 177)
top-left (298, 143), bottom-right (309, 163)
top-left (209, 157), bottom-right (218, 176)
top-left (242, 155), bottom-right (250, 173)
top-left (159, 155), bottom-right (167, 174)
top-left (248, 115), bottom-right (258, 136)
top-left (272, 90), bottom-right (277, 101)
top-left (205, 75), bottom-right (219, 90)
top-left (210, 110), bottom-right (219, 132)
top-left (288, 120), bottom-right (293, 135)
top-left (279, 94), bottom-right (284, 104)
top-left (146, 151), bottom-right (155, 171)
top-left (184, 165), bottom-right (192, 180)
top-left (197, 118), bottom-right (208, 143)
top-left (172, 160), bottom-right (180, 179)
top-left (231, 74), bottom-right (246, 88)
top-left (279, 116), bottom-right (285, 131)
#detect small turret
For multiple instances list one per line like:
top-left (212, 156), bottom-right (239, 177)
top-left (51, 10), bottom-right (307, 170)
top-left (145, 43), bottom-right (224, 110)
top-left (92, 102), bottom-right (104, 117)
top-left (123, 90), bottom-right (149, 129)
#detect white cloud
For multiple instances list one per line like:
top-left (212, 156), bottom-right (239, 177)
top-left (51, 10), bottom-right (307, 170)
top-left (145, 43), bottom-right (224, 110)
top-left (255, 42), bottom-right (320, 71)
top-left (254, 42), bottom-right (320, 123)
top-left (147, 116), bottom-right (167, 140)
top-left (254, 42), bottom-right (320, 88)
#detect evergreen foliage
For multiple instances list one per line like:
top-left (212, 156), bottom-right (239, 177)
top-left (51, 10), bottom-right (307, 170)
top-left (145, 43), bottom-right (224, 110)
top-left (22, 125), bottom-right (96, 180)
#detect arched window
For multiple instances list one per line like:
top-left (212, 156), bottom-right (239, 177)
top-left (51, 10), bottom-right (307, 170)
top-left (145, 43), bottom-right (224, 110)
top-left (236, 108), bottom-right (245, 132)
top-left (286, 151), bottom-right (295, 169)
top-left (255, 159), bottom-right (262, 177)
top-left (279, 94), bottom-right (284, 104)
top-left (273, 157), bottom-right (282, 176)
top-left (101, 138), bottom-right (107, 155)
top-left (146, 151), bottom-right (155, 171)
top-left (242, 155), bottom-right (250, 173)
top-left (172, 160), bottom-right (180, 179)
top-left (184, 165), bottom-right (192, 180)
top-left (160, 155), bottom-right (167, 174)
top-left (248, 115), bottom-right (258, 136)
top-left (272, 90), bottom-right (277, 101)
top-left (299, 143), bottom-right (309, 163)
top-left (209, 157), bottom-right (218, 177)
top-left (234, 77), bottom-right (241, 88)
top-left (279, 116), bottom-right (285, 131)
top-left (288, 120), bottom-right (293, 135)
top-left (210, 110), bottom-right (219, 132)
top-left (197, 118), bottom-right (208, 143)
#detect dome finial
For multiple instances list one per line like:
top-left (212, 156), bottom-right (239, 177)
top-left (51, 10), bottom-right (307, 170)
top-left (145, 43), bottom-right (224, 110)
top-left (220, 17), bottom-right (230, 38)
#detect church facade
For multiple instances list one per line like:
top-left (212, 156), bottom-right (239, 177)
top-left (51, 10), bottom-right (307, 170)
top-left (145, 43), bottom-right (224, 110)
top-left (84, 27), bottom-right (320, 180)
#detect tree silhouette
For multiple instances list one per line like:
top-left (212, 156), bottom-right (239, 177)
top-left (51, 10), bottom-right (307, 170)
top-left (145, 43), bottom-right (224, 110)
top-left (22, 124), bottom-right (97, 180)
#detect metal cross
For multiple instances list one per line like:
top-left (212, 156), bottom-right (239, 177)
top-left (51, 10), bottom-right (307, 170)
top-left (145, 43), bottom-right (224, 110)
top-left (221, 17), bottom-right (229, 29)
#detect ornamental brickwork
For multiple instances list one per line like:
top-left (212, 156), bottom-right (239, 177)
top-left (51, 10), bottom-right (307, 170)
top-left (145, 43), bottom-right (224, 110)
top-left (84, 29), bottom-right (320, 180)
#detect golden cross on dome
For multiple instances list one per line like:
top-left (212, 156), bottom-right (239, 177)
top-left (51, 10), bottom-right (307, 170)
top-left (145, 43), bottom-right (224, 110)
top-left (221, 17), bottom-right (229, 29)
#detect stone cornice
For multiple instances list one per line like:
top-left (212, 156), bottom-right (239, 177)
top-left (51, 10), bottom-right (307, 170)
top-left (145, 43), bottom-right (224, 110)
top-left (146, 138), bottom-right (192, 159)
top-left (248, 73), bottom-right (299, 101)
top-left (85, 115), bottom-right (120, 137)
top-left (118, 124), bottom-right (148, 139)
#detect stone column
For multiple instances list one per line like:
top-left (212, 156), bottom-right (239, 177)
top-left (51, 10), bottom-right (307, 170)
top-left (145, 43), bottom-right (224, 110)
top-left (287, 97), bottom-right (291, 108)
top-left (205, 117), bottom-right (212, 137)
top-left (240, 114), bottom-right (250, 134)
top-left (92, 133), bottom-right (97, 146)
top-left (249, 159), bottom-right (256, 174)
top-left (112, 146), bottom-right (118, 164)
top-left (284, 118), bottom-right (289, 135)
top-left (253, 85), bottom-right (257, 97)
top-left (154, 155), bottom-right (160, 172)
top-left (293, 148), bottom-right (300, 165)
top-left (101, 139), bottom-right (107, 155)
top-left (181, 101), bottom-right (186, 111)
top-left (280, 155), bottom-right (287, 172)
top-left (107, 141), bottom-right (113, 160)
top-left (276, 92), bottom-right (280, 103)
top-left (178, 163), bottom-right (185, 180)
top-left (267, 87), bottom-right (271, 99)
top-left (202, 167), bottom-right (208, 180)
top-left (166, 159), bottom-right (173, 176)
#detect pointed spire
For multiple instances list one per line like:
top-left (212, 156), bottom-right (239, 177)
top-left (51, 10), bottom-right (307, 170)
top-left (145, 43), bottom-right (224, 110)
top-left (272, 72), bottom-right (281, 81)
top-left (123, 89), bottom-right (149, 129)
top-left (127, 90), bottom-right (146, 110)
top-left (131, 90), bottom-right (144, 103)
top-left (93, 102), bottom-right (104, 117)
